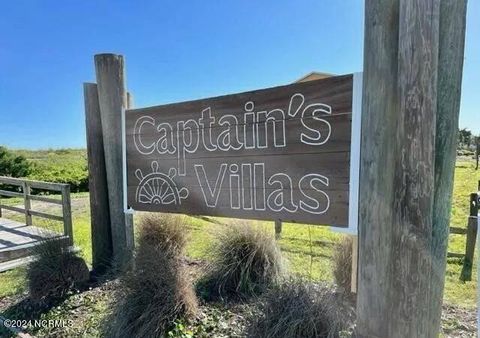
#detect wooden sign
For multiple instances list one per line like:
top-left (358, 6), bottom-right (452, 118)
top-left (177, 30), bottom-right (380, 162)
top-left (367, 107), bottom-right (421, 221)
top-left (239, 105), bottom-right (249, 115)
top-left (124, 74), bottom-right (361, 228)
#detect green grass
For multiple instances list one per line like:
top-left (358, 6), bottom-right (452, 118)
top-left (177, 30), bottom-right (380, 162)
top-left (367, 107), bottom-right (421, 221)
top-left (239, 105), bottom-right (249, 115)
top-left (0, 160), bottom-right (478, 309)
top-left (443, 161), bottom-right (479, 307)
top-left (0, 268), bottom-right (27, 298)
top-left (0, 193), bottom-right (92, 298)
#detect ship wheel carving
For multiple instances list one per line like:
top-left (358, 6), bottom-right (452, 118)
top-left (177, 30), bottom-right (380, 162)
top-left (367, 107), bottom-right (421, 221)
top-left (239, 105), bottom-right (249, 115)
top-left (135, 161), bottom-right (189, 205)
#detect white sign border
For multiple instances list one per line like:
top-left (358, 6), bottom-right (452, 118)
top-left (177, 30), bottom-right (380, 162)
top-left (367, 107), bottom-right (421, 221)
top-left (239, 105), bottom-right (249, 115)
top-left (330, 71), bottom-right (362, 235)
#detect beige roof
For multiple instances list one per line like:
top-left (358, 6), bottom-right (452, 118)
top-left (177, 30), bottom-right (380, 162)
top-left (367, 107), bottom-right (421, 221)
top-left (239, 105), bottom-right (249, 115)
top-left (294, 71), bottom-right (335, 83)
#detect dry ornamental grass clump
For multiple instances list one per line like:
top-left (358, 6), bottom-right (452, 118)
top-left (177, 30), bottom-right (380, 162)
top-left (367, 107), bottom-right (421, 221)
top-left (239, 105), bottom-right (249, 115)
top-left (105, 213), bottom-right (197, 338)
top-left (249, 279), bottom-right (354, 338)
top-left (332, 236), bottom-right (353, 293)
top-left (27, 237), bottom-right (89, 303)
top-left (199, 222), bottom-right (284, 300)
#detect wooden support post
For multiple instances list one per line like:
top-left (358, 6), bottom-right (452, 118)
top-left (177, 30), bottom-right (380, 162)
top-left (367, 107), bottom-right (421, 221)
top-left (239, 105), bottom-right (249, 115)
top-left (84, 82), bottom-right (113, 273)
top-left (125, 91), bottom-right (135, 251)
top-left (430, 0), bottom-right (468, 330)
top-left (95, 54), bottom-right (133, 266)
top-left (127, 92), bottom-right (134, 109)
top-left (460, 193), bottom-right (479, 280)
top-left (475, 142), bottom-right (479, 170)
top-left (357, 1), bottom-right (401, 335)
top-left (61, 185), bottom-right (73, 246)
top-left (22, 182), bottom-right (32, 226)
top-left (469, 192), bottom-right (478, 217)
top-left (274, 220), bottom-right (282, 239)
top-left (460, 216), bottom-right (478, 281)
top-left (357, 0), bottom-right (466, 336)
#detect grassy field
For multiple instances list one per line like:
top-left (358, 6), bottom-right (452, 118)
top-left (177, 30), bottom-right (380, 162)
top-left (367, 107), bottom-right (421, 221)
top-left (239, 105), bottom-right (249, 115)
top-left (0, 159), bottom-right (478, 309)
top-left (14, 148), bottom-right (88, 192)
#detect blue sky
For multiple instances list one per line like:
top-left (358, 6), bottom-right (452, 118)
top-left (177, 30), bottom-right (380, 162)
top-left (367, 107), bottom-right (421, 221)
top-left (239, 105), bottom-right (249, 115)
top-left (0, 1), bottom-right (478, 149)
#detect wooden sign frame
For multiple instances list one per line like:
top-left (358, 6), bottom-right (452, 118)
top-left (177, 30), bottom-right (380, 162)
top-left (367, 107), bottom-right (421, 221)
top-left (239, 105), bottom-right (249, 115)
top-left (122, 72), bottom-right (362, 232)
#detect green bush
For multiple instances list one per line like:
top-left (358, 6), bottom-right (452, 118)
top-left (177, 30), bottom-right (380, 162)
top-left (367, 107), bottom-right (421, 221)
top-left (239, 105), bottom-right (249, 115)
top-left (27, 149), bottom-right (88, 192)
top-left (0, 146), bottom-right (31, 177)
top-left (0, 148), bottom-right (89, 192)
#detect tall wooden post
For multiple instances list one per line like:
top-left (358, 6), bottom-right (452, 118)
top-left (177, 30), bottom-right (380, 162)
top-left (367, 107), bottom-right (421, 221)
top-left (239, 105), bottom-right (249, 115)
top-left (432, 0), bottom-right (468, 326)
top-left (357, 1), bottom-right (400, 335)
top-left (357, 0), bottom-right (466, 336)
top-left (125, 91), bottom-right (135, 252)
top-left (94, 54), bottom-right (133, 266)
top-left (84, 82), bottom-right (113, 273)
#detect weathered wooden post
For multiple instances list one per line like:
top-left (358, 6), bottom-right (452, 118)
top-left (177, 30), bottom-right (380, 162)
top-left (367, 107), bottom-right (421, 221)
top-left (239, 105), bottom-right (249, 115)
top-left (430, 0), bottom-right (468, 330)
top-left (357, 0), bottom-right (466, 336)
top-left (460, 193), bottom-right (479, 281)
top-left (22, 182), bottom-right (32, 226)
top-left (475, 141), bottom-right (479, 170)
top-left (95, 54), bottom-right (133, 265)
top-left (125, 91), bottom-right (135, 251)
top-left (274, 220), bottom-right (282, 239)
top-left (61, 184), bottom-right (74, 246)
top-left (84, 82), bottom-right (113, 273)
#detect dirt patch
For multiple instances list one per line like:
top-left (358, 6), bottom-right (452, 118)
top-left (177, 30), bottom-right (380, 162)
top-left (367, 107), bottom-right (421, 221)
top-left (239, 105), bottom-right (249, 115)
top-left (0, 268), bottom-right (477, 337)
top-left (441, 303), bottom-right (477, 337)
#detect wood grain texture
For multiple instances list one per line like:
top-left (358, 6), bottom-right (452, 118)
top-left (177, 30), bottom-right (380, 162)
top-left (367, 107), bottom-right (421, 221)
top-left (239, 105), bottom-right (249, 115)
top-left (357, 0), bottom-right (464, 337)
top-left (84, 82), bottom-right (113, 273)
top-left (126, 75), bottom-right (354, 227)
top-left (430, 0), bottom-right (467, 330)
top-left (357, 1), bottom-right (400, 336)
top-left (388, 1), bottom-right (439, 336)
top-left (95, 54), bottom-right (133, 265)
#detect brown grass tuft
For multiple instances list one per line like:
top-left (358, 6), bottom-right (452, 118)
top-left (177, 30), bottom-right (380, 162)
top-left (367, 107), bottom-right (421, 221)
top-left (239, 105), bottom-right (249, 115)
top-left (105, 213), bottom-right (197, 338)
top-left (332, 236), bottom-right (353, 293)
top-left (27, 237), bottom-right (89, 303)
top-left (137, 213), bottom-right (187, 254)
top-left (249, 279), bottom-right (354, 338)
top-left (199, 222), bottom-right (284, 300)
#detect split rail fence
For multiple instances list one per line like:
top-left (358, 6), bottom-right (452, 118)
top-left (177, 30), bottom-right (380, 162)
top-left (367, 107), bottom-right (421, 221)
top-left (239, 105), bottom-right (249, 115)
top-left (0, 176), bottom-right (73, 246)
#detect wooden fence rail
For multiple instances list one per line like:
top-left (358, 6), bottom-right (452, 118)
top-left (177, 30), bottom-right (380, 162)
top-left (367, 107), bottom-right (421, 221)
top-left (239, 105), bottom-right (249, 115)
top-left (0, 176), bottom-right (73, 246)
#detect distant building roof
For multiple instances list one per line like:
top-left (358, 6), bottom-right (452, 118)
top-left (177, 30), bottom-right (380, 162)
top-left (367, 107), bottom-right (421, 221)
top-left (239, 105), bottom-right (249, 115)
top-left (294, 71), bottom-right (335, 83)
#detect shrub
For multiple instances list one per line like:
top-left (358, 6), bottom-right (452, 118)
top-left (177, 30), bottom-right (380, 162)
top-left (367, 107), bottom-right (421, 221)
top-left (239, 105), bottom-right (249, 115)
top-left (0, 146), bottom-right (31, 177)
top-left (105, 214), bottom-right (197, 338)
top-left (27, 237), bottom-right (89, 303)
top-left (25, 148), bottom-right (89, 192)
top-left (199, 222), bottom-right (284, 300)
top-left (332, 236), bottom-right (353, 293)
top-left (249, 279), bottom-right (354, 338)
